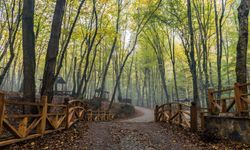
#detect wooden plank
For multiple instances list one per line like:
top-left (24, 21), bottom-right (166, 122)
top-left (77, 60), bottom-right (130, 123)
top-left (169, 112), bottom-right (179, 122)
top-left (27, 118), bottom-right (42, 134)
top-left (18, 117), bottom-right (28, 138)
top-left (0, 133), bottom-right (41, 147)
top-left (47, 113), bottom-right (65, 116)
top-left (5, 100), bottom-right (42, 106)
top-left (38, 96), bottom-right (47, 134)
top-left (212, 87), bottom-right (234, 93)
top-left (47, 104), bottom-right (67, 107)
top-left (3, 119), bottom-right (22, 138)
top-left (7, 114), bottom-right (41, 118)
top-left (241, 97), bottom-right (250, 104)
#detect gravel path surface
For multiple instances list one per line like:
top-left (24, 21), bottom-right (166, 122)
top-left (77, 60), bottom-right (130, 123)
top-left (121, 106), bottom-right (154, 122)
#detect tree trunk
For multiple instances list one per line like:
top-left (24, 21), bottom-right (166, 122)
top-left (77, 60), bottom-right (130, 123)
top-left (236, 0), bottom-right (249, 84)
top-left (22, 0), bottom-right (36, 105)
top-left (187, 0), bottom-right (200, 106)
top-left (41, 0), bottom-right (66, 102)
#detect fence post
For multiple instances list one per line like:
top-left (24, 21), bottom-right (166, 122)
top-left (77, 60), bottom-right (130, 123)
top-left (221, 99), bottom-right (226, 113)
top-left (39, 96), bottom-right (48, 135)
top-left (190, 102), bottom-right (198, 132)
top-left (235, 83), bottom-right (248, 116)
top-left (0, 92), bottom-right (5, 134)
top-left (64, 98), bottom-right (69, 129)
top-left (234, 83), bottom-right (243, 114)
top-left (208, 89), bottom-right (215, 114)
top-left (200, 112), bottom-right (205, 130)
top-left (178, 104), bottom-right (182, 125)
top-left (154, 105), bottom-right (159, 122)
top-left (169, 104), bottom-right (172, 122)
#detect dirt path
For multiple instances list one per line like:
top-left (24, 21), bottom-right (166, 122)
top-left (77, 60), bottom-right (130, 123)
top-left (4, 106), bottom-right (247, 150)
top-left (75, 122), bottom-right (190, 150)
top-left (121, 106), bottom-right (154, 122)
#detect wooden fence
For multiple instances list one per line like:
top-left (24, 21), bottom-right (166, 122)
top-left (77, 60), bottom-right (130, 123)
top-left (154, 102), bottom-right (199, 131)
top-left (0, 92), bottom-right (114, 147)
top-left (155, 82), bottom-right (250, 131)
top-left (208, 83), bottom-right (250, 115)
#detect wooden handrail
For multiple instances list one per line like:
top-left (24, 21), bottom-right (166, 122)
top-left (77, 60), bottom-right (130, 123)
top-left (208, 82), bottom-right (250, 115)
top-left (212, 87), bottom-right (234, 93)
top-left (5, 100), bottom-right (43, 106)
top-left (155, 102), bottom-right (198, 131)
top-left (0, 93), bottom-right (114, 147)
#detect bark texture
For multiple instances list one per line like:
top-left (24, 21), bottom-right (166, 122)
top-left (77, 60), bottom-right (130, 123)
top-left (22, 0), bottom-right (36, 103)
top-left (41, 0), bottom-right (66, 102)
top-left (236, 0), bottom-right (249, 84)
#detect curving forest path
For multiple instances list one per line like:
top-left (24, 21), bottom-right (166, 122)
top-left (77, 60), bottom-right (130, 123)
top-left (121, 106), bottom-right (154, 122)
top-left (4, 106), bottom-right (241, 150)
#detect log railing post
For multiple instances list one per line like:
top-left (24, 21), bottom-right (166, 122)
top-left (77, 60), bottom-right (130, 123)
top-left (200, 112), bottom-right (205, 130)
top-left (221, 99), bottom-right (226, 113)
top-left (38, 96), bottom-right (48, 135)
top-left (169, 104), bottom-right (172, 122)
top-left (178, 104), bottom-right (182, 125)
top-left (190, 102), bottom-right (198, 132)
top-left (0, 92), bottom-right (5, 134)
top-left (235, 83), bottom-right (248, 116)
top-left (64, 98), bottom-right (69, 129)
top-left (208, 89), bottom-right (215, 114)
top-left (154, 105), bottom-right (159, 122)
top-left (234, 83), bottom-right (243, 114)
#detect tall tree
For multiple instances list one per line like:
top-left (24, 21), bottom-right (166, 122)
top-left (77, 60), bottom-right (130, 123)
top-left (236, 0), bottom-right (249, 115)
top-left (187, 0), bottom-right (199, 106)
top-left (40, 0), bottom-right (66, 101)
top-left (22, 0), bottom-right (36, 104)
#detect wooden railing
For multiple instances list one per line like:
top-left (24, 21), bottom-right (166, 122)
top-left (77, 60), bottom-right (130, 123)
top-left (208, 83), bottom-right (250, 115)
top-left (86, 110), bottom-right (114, 121)
top-left (0, 92), bottom-right (114, 147)
top-left (155, 102), bottom-right (198, 131)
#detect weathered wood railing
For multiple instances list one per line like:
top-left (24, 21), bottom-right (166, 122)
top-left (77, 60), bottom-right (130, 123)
top-left (0, 92), bottom-right (114, 147)
top-left (155, 102), bottom-right (198, 131)
top-left (208, 83), bottom-right (250, 115)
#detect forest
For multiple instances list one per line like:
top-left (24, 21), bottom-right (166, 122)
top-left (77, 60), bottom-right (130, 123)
top-left (0, 0), bottom-right (249, 109)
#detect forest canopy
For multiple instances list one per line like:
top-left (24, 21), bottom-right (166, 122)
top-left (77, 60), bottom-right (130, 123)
top-left (0, 0), bottom-right (249, 108)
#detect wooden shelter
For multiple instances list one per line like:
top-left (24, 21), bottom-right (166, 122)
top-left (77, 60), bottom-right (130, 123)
top-left (54, 77), bottom-right (71, 95)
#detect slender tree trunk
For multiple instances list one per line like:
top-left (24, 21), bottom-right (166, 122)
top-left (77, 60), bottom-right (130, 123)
top-left (41, 0), bottom-right (66, 102)
top-left (187, 0), bottom-right (200, 106)
top-left (100, 1), bottom-right (121, 98)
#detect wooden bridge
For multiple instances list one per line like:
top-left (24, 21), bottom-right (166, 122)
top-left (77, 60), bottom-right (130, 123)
top-left (0, 93), bottom-right (114, 147)
top-left (154, 82), bottom-right (250, 133)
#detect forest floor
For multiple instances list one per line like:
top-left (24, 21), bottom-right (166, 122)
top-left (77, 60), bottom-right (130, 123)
top-left (3, 106), bottom-right (250, 150)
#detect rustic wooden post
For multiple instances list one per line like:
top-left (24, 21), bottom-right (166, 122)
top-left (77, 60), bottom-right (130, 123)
top-left (200, 112), bottom-right (205, 130)
top-left (19, 117), bottom-right (28, 138)
top-left (154, 105), bottom-right (159, 122)
top-left (0, 92), bottom-right (5, 134)
top-left (168, 104), bottom-right (172, 122)
top-left (38, 96), bottom-right (48, 134)
top-left (221, 99), bottom-right (226, 113)
top-left (178, 104), bottom-right (182, 125)
top-left (234, 83), bottom-right (243, 114)
top-left (208, 89), bottom-right (215, 114)
top-left (190, 102), bottom-right (198, 132)
top-left (64, 98), bottom-right (69, 129)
